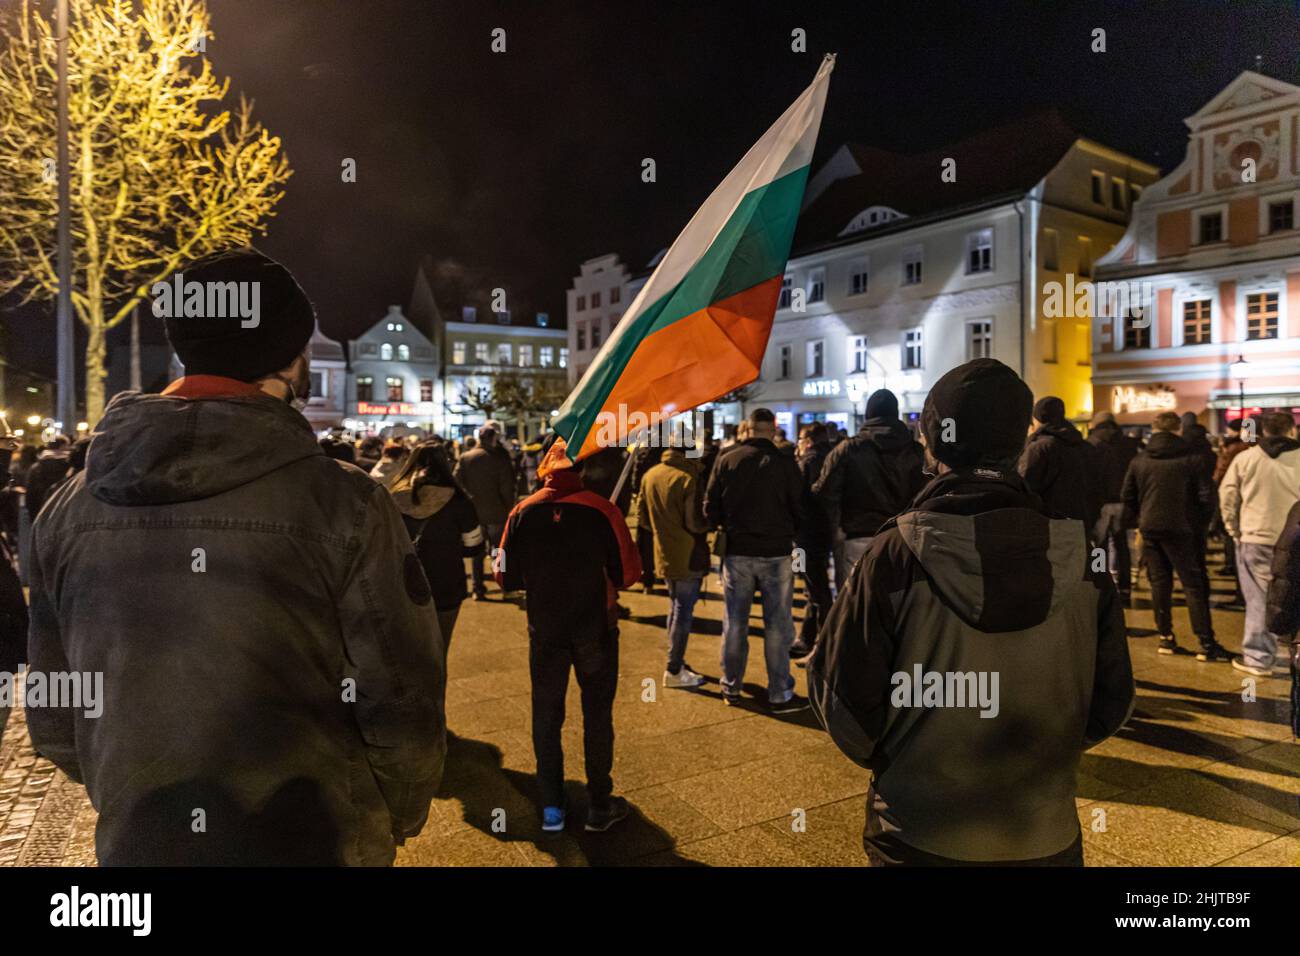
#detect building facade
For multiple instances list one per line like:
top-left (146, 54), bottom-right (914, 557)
top-left (303, 326), bottom-right (348, 432)
top-left (1093, 71), bottom-right (1300, 431)
top-left (567, 253), bottom-right (632, 386)
top-left (345, 305), bottom-right (440, 436)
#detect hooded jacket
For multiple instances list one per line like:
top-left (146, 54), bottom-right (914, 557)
top-left (704, 437), bottom-right (804, 557)
top-left (797, 438), bottom-right (835, 552)
top-left (813, 418), bottom-right (925, 540)
top-left (1219, 436), bottom-right (1300, 545)
top-left (497, 467), bottom-right (641, 640)
top-left (1121, 431), bottom-right (1217, 534)
top-left (1087, 420), bottom-right (1139, 504)
top-left (26, 387), bottom-right (446, 866)
top-left (1019, 420), bottom-right (1102, 529)
top-left (808, 468), bottom-right (1133, 863)
top-left (392, 482), bottom-right (483, 610)
top-left (635, 449), bottom-right (708, 580)
top-left (1180, 414), bottom-right (1217, 482)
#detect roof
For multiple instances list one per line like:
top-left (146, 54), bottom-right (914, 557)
top-left (792, 109), bottom-right (1085, 251)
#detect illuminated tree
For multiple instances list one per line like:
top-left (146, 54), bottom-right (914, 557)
top-left (0, 0), bottom-right (292, 422)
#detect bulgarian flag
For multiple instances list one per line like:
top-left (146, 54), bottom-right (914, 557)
top-left (554, 54), bottom-right (835, 461)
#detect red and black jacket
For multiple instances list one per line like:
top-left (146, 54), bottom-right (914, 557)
top-left (496, 468), bottom-right (640, 640)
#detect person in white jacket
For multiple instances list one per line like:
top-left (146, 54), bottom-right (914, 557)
top-left (1219, 412), bottom-right (1300, 677)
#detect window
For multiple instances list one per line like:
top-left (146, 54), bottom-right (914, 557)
top-left (497, 342), bottom-right (511, 364)
top-left (966, 320), bottom-right (992, 360)
top-left (1198, 211), bottom-right (1223, 245)
top-left (1111, 178), bottom-right (1126, 211)
top-left (902, 329), bottom-right (923, 370)
top-left (1091, 171), bottom-right (1105, 205)
top-left (559, 348), bottom-right (569, 368)
top-left (540, 346), bottom-right (554, 367)
top-left (902, 247), bottom-right (923, 285)
top-left (966, 228), bottom-right (993, 274)
top-left (310, 370), bottom-right (326, 399)
top-left (380, 343), bottom-right (393, 361)
top-left (1078, 237), bottom-right (1093, 279)
top-left (536, 312), bottom-right (550, 327)
top-left (807, 268), bottom-right (826, 304)
top-left (778, 275), bottom-right (793, 309)
top-left (1128, 183), bottom-right (1143, 207)
top-left (591, 291), bottom-right (601, 308)
top-left (849, 335), bottom-right (868, 373)
top-left (474, 342), bottom-right (489, 363)
top-left (1123, 311), bottom-right (1150, 350)
top-left (1246, 292), bottom-right (1279, 340)
top-left (519, 344), bottom-right (533, 367)
top-left (806, 339), bottom-right (824, 378)
top-left (1043, 319), bottom-right (1058, 363)
top-left (496, 310), bottom-right (510, 325)
top-left (849, 261), bottom-right (869, 296)
top-left (1182, 299), bottom-right (1211, 345)
top-left (576, 323), bottom-right (586, 351)
top-left (452, 341), bottom-right (466, 364)
top-left (397, 344), bottom-right (410, 361)
top-left (462, 306), bottom-right (477, 323)
top-left (1077, 324), bottom-right (1092, 366)
top-left (778, 344), bottom-right (792, 380)
top-left (419, 380), bottom-right (433, 402)
top-left (576, 295), bottom-right (586, 311)
top-left (610, 287), bottom-right (620, 304)
top-left (386, 376), bottom-right (403, 401)
top-left (1042, 228), bottom-right (1059, 272)
top-left (356, 376), bottom-right (373, 402)
top-left (1269, 200), bottom-right (1294, 233)
top-left (590, 322), bottom-right (602, 348)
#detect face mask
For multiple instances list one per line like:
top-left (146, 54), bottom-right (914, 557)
top-left (272, 372), bottom-right (310, 412)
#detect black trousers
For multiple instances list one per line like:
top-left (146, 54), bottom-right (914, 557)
top-left (528, 626), bottom-right (619, 810)
top-left (799, 549), bottom-right (833, 647)
top-left (636, 528), bottom-right (656, 588)
top-left (1142, 531), bottom-right (1215, 644)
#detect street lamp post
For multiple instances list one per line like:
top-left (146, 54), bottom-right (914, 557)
top-left (55, 0), bottom-right (76, 431)
top-left (1230, 354), bottom-right (1249, 429)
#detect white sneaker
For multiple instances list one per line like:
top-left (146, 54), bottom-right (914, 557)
top-left (1231, 657), bottom-right (1275, 678)
top-left (663, 666), bottom-right (705, 689)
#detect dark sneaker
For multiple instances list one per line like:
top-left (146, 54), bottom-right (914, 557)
top-left (472, 590), bottom-right (487, 602)
top-left (722, 691), bottom-right (742, 706)
top-left (788, 641), bottom-right (813, 659)
top-left (1157, 635), bottom-right (1178, 655)
top-left (1196, 642), bottom-right (1232, 663)
top-left (585, 796), bottom-right (631, 833)
top-left (771, 694), bottom-right (810, 715)
top-left (1119, 592), bottom-right (1132, 609)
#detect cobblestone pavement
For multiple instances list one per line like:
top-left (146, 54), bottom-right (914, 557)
top-left (3, 543), bottom-right (1297, 867)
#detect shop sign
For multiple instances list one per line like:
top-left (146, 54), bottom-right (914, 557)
top-left (357, 402), bottom-right (415, 416)
top-left (1111, 385), bottom-right (1176, 414)
top-left (802, 379), bottom-right (841, 397)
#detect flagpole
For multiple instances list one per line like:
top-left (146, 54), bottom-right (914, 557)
top-left (609, 443), bottom-right (637, 503)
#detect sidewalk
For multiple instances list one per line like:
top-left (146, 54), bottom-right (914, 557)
top-left (3, 552), bottom-right (1297, 866)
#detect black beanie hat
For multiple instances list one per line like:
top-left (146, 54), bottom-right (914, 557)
top-left (921, 358), bottom-right (1033, 468)
top-left (1032, 396), bottom-right (1066, 424)
top-left (160, 249), bottom-right (315, 382)
top-left (865, 388), bottom-right (899, 420)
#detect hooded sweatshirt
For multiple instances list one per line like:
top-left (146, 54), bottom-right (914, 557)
top-left (1219, 435), bottom-right (1300, 544)
top-left (391, 481), bottom-right (483, 610)
top-left (25, 387), bottom-right (446, 866)
top-left (1121, 431), bottom-right (1218, 534)
top-left (1019, 420), bottom-right (1102, 529)
top-left (808, 468), bottom-right (1133, 863)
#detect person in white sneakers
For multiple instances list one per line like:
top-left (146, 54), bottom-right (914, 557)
top-left (1220, 412), bottom-right (1300, 677)
top-left (636, 440), bottom-right (710, 689)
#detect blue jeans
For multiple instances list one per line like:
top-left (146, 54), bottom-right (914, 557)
top-left (720, 555), bottom-right (796, 703)
top-left (1238, 542), bottom-right (1282, 669)
top-left (665, 576), bottom-right (703, 673)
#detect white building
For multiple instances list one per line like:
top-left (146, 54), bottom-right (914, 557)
top-left (303, 326), bottom-right (347, 432)
top-left (345, 305), bottom-right (440, 436)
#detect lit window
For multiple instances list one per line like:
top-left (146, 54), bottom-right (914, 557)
top-left (540, 346), bottom-right (554, 367)
top-left (902, 329), bottom-right (923, 369)
top-left (386, 376), bottom-right (403, 401)
top-left (380, 343), bottom-right (393, 360)
top-left (356, 376), bottom-right (373, 402)
top-left (1182, 300), bottom-right (1211, 345)
top-left (519, 344), bottom-right (533, 366)
top-left (419, 380), bottom-right (433, 402)
top-left (397, 344), bottom-right (409, 361)
top-left (462, 306), bottom-right (477, 323)
top-left (849, 335), bottom-right (868, 373)
top-left (452, 341), bottom-right (466, 364)
top-left (559, 348), bottom-right (569, 368)
top-left (1246, 292), bottom-right (1279, 340)
top-left (474, 342), bottom-right (489, 363)
top-left (497, 342), bottom-right (511, 364)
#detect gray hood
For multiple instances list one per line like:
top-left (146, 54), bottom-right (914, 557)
top-left (895, 508), bottom-right (1087, 633)
top-left (85, 390), bottom-right (324, 506)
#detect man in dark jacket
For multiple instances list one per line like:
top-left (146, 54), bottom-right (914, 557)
top-left (793, 422), bottom-right (834, 659)
top-left (809, 358), bottom-right (1134, 866)
top-left (813, 389), bottom-right (925, 572)
top-left (26, 250), bottom-right (446, 866)
top-left (24, 435), bottom-right (72, 522)
top-left (1121, 411), bottom-right (1228, 661)
top-left (454, 425), bottom-right (517, 599)
top-left (498, 438), bottom-right (641, 834)
top-left (705, 407), bottom-right (806, 712)
top-left (1266, 500), bottom-right (1300, 638)
top-left (1018, 396), bottom-right (1102, 532)
top-left (1088, 411), bottom-right (1139, 604)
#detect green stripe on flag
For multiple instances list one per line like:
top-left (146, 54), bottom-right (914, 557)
top-left (555, 165), bottom-right (809, 458)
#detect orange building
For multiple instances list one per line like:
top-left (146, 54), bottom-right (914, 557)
top-left (1093, 72), bottom-right (1300, 431)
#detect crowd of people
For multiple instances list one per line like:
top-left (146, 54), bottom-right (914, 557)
top-left (3, 249), bottom-right (1298, 866)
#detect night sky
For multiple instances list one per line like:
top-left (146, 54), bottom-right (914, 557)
top-left (5, 0), bottom-right (1300, 381)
